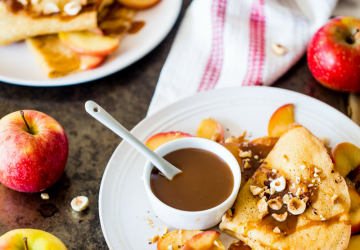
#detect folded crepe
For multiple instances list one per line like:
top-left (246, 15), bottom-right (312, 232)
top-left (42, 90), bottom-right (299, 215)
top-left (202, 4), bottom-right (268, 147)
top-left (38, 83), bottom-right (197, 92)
top-left (220, 125), bottom-right (351, 250)
top-left (0, 0), bottom-right (113, 45)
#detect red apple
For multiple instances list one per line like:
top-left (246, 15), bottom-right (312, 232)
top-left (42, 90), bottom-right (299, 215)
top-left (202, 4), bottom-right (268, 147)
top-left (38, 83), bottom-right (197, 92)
top-left (307, 16), bottom-right (360, 92)
top-left (0, 110), bottom-right (68, 193)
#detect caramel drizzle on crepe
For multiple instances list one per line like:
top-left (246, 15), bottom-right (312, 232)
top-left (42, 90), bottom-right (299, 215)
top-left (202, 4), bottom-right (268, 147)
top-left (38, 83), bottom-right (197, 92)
top-left (220, 125), bottom-right (351, 250)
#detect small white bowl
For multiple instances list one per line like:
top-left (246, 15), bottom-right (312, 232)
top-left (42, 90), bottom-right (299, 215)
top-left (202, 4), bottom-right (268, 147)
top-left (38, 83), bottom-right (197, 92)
top-left (143, 137), bottom-right (241, 230)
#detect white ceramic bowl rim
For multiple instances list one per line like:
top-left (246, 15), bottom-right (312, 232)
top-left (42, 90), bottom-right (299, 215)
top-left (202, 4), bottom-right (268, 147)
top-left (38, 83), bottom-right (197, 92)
top-left (143, 137), bottom-right (241, 215)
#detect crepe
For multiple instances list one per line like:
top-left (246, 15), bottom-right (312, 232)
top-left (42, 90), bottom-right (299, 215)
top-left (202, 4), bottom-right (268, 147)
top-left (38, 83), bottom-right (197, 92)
top-left (27, 35), bottom-right (83, 77)
top-left (220, 125), bottom-right (351, 250)
top-left (0, 0), bottom-right (113, 45)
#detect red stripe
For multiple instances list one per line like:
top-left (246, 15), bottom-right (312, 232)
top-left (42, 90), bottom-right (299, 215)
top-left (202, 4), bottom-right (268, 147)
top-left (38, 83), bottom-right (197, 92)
top-left (197, 0), bottom-right (227, 92)
top-left (242, 0), bottom-right (266, 86)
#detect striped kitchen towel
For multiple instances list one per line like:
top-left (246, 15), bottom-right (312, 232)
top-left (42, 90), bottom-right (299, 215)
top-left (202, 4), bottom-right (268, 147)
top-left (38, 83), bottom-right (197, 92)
top-left (147, 0), bottom-right (360, 115)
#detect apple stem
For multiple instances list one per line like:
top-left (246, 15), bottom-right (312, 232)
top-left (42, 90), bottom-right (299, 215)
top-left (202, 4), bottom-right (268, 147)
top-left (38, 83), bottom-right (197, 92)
top-left (23, 237), bottom-right (29, 250)
top-left (20, 111), bottom-right (31, 133)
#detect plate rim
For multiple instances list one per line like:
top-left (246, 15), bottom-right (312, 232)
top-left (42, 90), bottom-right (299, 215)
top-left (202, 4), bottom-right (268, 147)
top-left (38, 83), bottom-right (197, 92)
top-left (0, 0), bottom-right (182, 87)
top-left (98, 86), bottom-right (360, 249)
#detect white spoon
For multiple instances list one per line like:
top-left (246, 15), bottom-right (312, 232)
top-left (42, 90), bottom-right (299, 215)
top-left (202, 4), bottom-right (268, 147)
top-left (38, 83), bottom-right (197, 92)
top-left (85, 100), bottom-right (182, 180)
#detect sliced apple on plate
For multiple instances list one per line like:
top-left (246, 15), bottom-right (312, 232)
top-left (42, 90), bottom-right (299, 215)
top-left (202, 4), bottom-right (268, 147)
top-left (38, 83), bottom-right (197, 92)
top-left (331, 142), bottom-right (360, 177)
top-left (347, 234), bottom-right (360, 249)
top-left (348, 187), bottom-right (360, 234)
top-left (181, 231), bottom-right (225, 250)
top-left (196, 118), bottom-right (224, 143)
top-left (268, 104), bottom-right (295, 137)
top-left (145, 132), bottom-right (193, 151)
top-left (157, 230), bottom-right (202, 250)
top-left (58, 31), bottom-right (119, 56)
top-left (80, 55), bottom-right (105, 70)
top-left (118, 0), bottom-right (160, 9)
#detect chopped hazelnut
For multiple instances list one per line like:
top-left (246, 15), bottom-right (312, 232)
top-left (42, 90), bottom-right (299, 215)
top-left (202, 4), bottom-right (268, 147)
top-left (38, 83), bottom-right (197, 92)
top-left (259, 190), bottom-right (270, 200)
top-left (296, 188), bottom-right (301, 197)
top-left (272, 212), bottom-right (288, 222)
top-left (151, 235), bottom-right (159, 243)
top-left (300, 165), bottom-right (306, 170)
top-left (272, 43), bottom-right (287, 55)
top-left (222, 209), bottom-right (233, 222)
top-left (163, 225), bottom-right (168, 234)
top-left (239, 149), bottom-right (252, 158)
top-left (272, 169), bottom-right (277, 174)
top-left (273, 226), bottom-right (281, 233)
top-left (211, 133), bottom-right (221, 142)
top-left (225, 136), bottom-right (239, 143)
top-left (295, 177), bottom-right (300, 184)
top-left (257, 198), bottom-right (269, 219)
top-left (41, 193), bottom-right (49, 200)
top-left (314, 167), bottom-right (322, 174)
top-left (267, 197), bottom-right (283, 210)
top-left (250, 185), bottom-right (263, 195)
top-left (270, 176), bottom-right (286, 192)
top-left (244, 161), bottom-right (252, 169)
top-left (270, 188), bottom-right (276, 195)
top-left (287, 197), bottom-right (306, 215)
top-left (254, 155), bottom-right (259, 159)
top-left (282, 194), bottom-right (291, 204)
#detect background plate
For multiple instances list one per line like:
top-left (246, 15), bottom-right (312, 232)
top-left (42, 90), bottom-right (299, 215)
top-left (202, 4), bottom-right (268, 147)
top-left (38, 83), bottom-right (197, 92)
top-left (99, 86), bottom-right (360, 249)
top-left (0, 0), bottom-right (182, 87)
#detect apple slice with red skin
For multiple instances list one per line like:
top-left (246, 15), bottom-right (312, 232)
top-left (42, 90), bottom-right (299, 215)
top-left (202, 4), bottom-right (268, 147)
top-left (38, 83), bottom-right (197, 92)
top-left (58, 31), bottom-right (119, 56)
top-left (331, 142), bottom-right (360, 178)
top-left (80, 55), bottom-right (106, 70)
top-left (348, 187), bottom-right (360, 234)
top-left (347, 234), bottom-right (360, 249)
top-left (196, 118), bottom-right (224, 143)
top-left (157, 230), bottom-right (202, 250)
top-left (145, 131), bottom-right (193, 151)
top-left (181, 231), bottom-right (225, 250)
top-left (268, 104), bottom-right (295, 137)
top-left (117, 0), bottom-right (160, 9)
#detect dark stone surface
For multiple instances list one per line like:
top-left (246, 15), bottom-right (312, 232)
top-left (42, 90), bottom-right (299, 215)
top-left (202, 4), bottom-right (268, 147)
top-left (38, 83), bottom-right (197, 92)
top-left (0, 1), bottom-right (349, 249)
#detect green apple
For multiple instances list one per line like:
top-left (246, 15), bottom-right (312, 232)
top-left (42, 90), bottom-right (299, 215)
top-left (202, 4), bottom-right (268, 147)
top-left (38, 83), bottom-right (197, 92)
top-left (0, 229), bottom-right (67, 250)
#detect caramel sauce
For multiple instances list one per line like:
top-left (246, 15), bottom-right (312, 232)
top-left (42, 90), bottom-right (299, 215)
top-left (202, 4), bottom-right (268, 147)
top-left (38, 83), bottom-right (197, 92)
top-left (150, 148), bottom-right (234, 211)
top-left (222, 142), bottom-right (274, 182)
top-left (228, 241), bottom-right (252, 250)
top-left (128, 21), bottom-right (145, 34)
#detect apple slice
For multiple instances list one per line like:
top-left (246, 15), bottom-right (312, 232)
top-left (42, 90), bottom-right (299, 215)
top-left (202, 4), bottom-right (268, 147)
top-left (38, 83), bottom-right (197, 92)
top-left (157, 230), bottom-right (202, 250)
top-left (181, 231), bottom-right (225, 250)
top-left (58, 31), bottom-right (119, 56)
top-left (196, 118), bottom-right (224, 143)
top-left (145, 132), bottom-right (193, 151)
top-left (117, 0), bottom-right (160, 9)
top-left (331, 142), bottom-right (360, 177)
top-left (251, 136), bottom-right (279, 147)
top-left (347, 234), bottom-right (360, 249)
top-left (80, 55), bottom-right (105, 70)
top-left (268, 104), bottom-right (295, 137)
top-left (349, 187), bottom-right (360, 234)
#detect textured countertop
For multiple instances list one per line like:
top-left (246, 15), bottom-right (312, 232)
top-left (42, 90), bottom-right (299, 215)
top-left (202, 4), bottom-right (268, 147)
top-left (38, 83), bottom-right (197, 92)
top-left (0, 0), bottom-right (349, 249)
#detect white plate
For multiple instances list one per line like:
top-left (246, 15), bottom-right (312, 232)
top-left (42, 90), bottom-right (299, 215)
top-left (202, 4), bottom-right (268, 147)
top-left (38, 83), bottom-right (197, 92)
top-left (99, 86), bottom-right (360, 250)
top-left (0, 0), bottom-right (182, 87)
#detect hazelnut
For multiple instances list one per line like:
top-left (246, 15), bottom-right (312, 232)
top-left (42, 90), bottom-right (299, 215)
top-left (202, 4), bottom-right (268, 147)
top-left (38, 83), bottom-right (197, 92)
top-left (259, 190), bottom-right (270, 200)
top-left (41, 193), bottom-right (49, 200)
top-left (250, 185), bottom-right (263, 195)
top-left (267, 197), bottom-right (283, 210)
top-left (225, 136), bottom-right (239, 143)
top-left (272, 212), bottom-right (288, 222)
top-left (151, 235), bottom-right (159, 243)
top-left (273, 226), bottom-right (281, 233)
top-left (272, 43), bottom-right (287, 55)
top-left (239, 149), bottom-right (252, 158)
top-left (314, 167), bottom-right (322, 174)
top-left (244, 161), bottom-right (252, 169)
top-left (163, 225), bottom-right (168, 234)
top-left (257, 198), bottom-right (269, 219)
top-left (302, 197), bottom-right (309, 204)
top-left (270, 188), bottom-right (276, 195)
top-left (287, 197), bottom-right (306, 215)
top-left (43, 2), bottom-right (60, 15)
top-left (282, 194), bottom-right (290, 204)
top-left (71, 196), bottom-right (89, 211)
top-left (64, 1), bottom-right (82, 16)
top-left (270, 176), bottom-right (286, 192)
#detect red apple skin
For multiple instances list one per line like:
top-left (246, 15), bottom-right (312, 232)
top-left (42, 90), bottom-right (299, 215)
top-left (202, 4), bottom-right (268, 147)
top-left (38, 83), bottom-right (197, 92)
top-left (307, 16), bottom-right (360, 93)
top-left (0, 110), bottom-right (68, 193)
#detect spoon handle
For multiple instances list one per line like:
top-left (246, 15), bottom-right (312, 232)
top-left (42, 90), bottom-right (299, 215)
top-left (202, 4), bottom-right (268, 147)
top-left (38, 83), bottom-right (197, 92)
top-left (85, 100), bottom-right (181, 180)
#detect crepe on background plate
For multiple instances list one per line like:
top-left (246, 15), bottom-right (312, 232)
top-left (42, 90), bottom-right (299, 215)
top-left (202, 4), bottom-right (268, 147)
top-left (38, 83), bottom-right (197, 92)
top-left (220, 125), bottom-right (351, 250)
